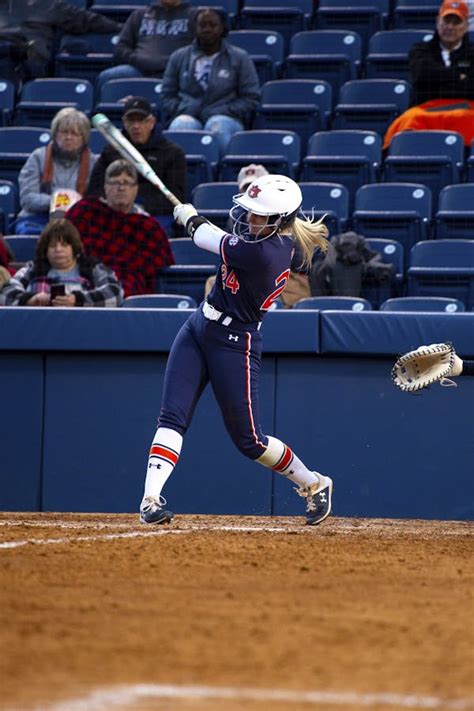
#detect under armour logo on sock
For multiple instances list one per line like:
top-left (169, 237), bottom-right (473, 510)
top-left (228, 334), bottom-right (239, 341)
top-left (148, 462), bottom-right (162, 469)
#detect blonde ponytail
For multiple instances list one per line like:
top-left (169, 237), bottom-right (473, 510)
top-left (286, 214), bottom-right (329, 269)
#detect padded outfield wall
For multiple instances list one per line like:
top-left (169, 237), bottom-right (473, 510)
top-left (0, 307), bottom-right (473, 520)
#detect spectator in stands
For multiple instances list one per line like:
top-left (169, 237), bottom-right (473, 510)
top-left (87, 96), bottom-right (186, 235)
top-left (95, 0), bottom-right (196, 93)
top-left (0, 0), bottom-right (121, 85)
top-left (0, 236), bottom-right (14, 290)
top-left (15, 108), bottom-right (98, 236)
top-left (384, 0), bottom-right (474, 149)
top-left (161, 7), bottom-right (260, 155)
top-left (67, 159), bottom-right (174, 297)
top-left (0, 218), bottom-right (123, 307)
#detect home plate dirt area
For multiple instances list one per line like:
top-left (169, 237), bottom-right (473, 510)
top-left (0, 513), bottom-right (473, 711)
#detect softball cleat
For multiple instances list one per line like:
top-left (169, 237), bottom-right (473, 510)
top-left (140, 495), bottom-right (174, 525)
top-left (296, 475), bottom-right (333, 526)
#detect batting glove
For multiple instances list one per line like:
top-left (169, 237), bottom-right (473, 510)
top-left (174, 203), bottom-right (198, 227)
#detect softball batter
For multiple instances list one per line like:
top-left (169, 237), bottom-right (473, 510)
top-left (140, 174), bottom-right (333, 526)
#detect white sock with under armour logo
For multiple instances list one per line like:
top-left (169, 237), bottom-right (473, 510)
top-left (142, 427), bottom-right (183, 505)
top-left (256, 436), bottom-right (321, 488)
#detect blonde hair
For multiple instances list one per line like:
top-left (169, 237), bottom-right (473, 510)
top-left (51, 107), bottom-right (91, 144)
top-left (288, 214), bottom-right (329, 269)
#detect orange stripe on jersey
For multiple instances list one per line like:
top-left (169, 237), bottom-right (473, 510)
top-left (149, 444), bottom-right (179, 466)
top-left (273, 445), bottom-right (293, 472)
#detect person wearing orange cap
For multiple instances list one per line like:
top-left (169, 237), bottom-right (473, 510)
top-left (383, 0), bottom-right (474, 148)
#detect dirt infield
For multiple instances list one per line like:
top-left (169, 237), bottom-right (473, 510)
top-left (0, 513), bottom-right (473, 711)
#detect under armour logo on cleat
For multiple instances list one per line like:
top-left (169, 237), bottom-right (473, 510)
top-left (228, 334), bottom-right (239, 341)
top-left (319, 492), bottom-right (327, 502)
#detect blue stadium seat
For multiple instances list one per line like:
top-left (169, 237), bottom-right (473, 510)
top-left (0, 80), bottom-right (15, 126)
top-left (393, 0), bottom-right (438, 29)
top-left (362, 237), bottom-right (405, 306)
top-left (123, 294), bottom-right (197, 309)
top-left (293, 296), bottom-right (372, 310)
top-left (3, 235), bottom-right (38, 262)
top-left (156, 238), bottom-right (220, 302)
top-left (95, 78), bottom-right (162, 124)
top-left (365, 29), bottom-right (433, 80)
top-left (435, 184), bottom-right (474, 240)
top-left (352, 183), bottom-right (432, 267)
top-left (15, 78), bottom-right (94, 126)
top-left (0, 180), bottom-right (19, 234)
top-left (407, 240), bottom-right (474, 309)
top-left (163, 130), bottom-right (219, 200)
top-left (190, 0), bottom-right (239, 26)
top-left (467, 140), bottom-right (474, 182)
top-left (380, 296), bottom-right (465, 312)
top-left (0, 127), bottom-right (51, 182)
top-left (301, 130), bottom-right (382, 210)
top-left (55, 32), bottom-right (120, 80)
top-left (192, 182), bottom-right (238, 230)
top-left (284, 30), bottom-right (361, 97)
top-left (89, 128), bottom-right (107, 154)
top-left (218, 130), bottom-right (301, 180)
top-left (315, 0), bottom-right (389, 53)
top-left (383, 130), bottom-right (464, 207)
top-left (89, 0), bottom-right (147, 23)
top-left (300, 182), bottom-right (349, 236)
top-left (239, 0), bottom-right (312, 52)
top-left (253, 79), bottom-right (332, 151)
top-left (332, 78), bottom-right (411, 135)
top-left (227, 30), bottom-right (285, 84)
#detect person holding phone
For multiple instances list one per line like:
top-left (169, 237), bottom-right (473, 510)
top-left (1, 218), bottom-right (124, 307)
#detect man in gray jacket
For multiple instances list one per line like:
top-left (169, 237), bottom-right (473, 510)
top-left (161, 7), bottom-right (260, 154)
top-left (0, 0), bottom-right (121, 84)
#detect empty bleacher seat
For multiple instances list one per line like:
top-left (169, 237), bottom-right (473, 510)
top-left (163, 130), bottom-right (219, 200)
top-left (14, 78), bottom-right (94, 127)
top-left (0, 180), bottom-right (19, 234)
top-left (301, 130), bottom-right (382, 210)
top-left (332, 78), bottom-right (411, 135)
top-left (315, 0), bottom-right (389, 53)
top-left (284, 30), bottom-right (361, 97)
top-left (227, 30), bottom-right (285, 84)
top-left (190, 0), bottom-right (240, 26)
top-left (393, 0), bottom-right (439, 29)
top-left (300, 182), bottom-right (349, 236)
top-left (365, 29), bottom-right (433, 80)
top-left (123, 294), bottom-right (197, 309)
top-left (3, 235), bottom-right (38, 263)
top-left (362, 237), bottom-right (405, 306)
top-left (218, 130), bottom-right (301, 180)
top-left (239, 0), bottom-right (312, 52)
top-left (253, 79), bottom-right (332, 150)
top-left (0, 80), bottom-right (15, 127)
top-left (383, 130), bottom-right (464, 206)
top-left (407, 239), bottom-right (474, 309)
top-left (0, 127), bottom-right (51, 182)
top-left (192, 182), bottom-right (237, 230)
top-left (467, 140), bottom-right (474, 182)
top-left (95, 78), bottom-right (162, 124)
top-left (380, 296), bottom-right (465, 312)
top-left (352, 182), bottom-right (432, 267)
top-left (55, 32), bottom-right (120, 80)
top-left (156, 238), bottom-right (220, 303)
top-left (293, 296), bottom-right (372, 310)
top-left (435, 184), bottom-right (474, 240)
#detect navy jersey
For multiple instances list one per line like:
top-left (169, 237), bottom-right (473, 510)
top-left (207, 232), bottom-right (296, 323)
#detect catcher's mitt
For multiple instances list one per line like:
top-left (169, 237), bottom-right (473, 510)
top-left (391, 342), bottom-right (463, 392)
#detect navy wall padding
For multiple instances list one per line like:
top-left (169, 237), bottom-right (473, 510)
top-left (0, 354), bottom-right (43, 510)
top-left (321, 312), bottom-right (474, 357)
top-left (41, 353), bottom-right (275, 515)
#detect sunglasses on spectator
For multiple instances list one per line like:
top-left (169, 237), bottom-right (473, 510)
top-left (106, 180), bottom-right (138, 188)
